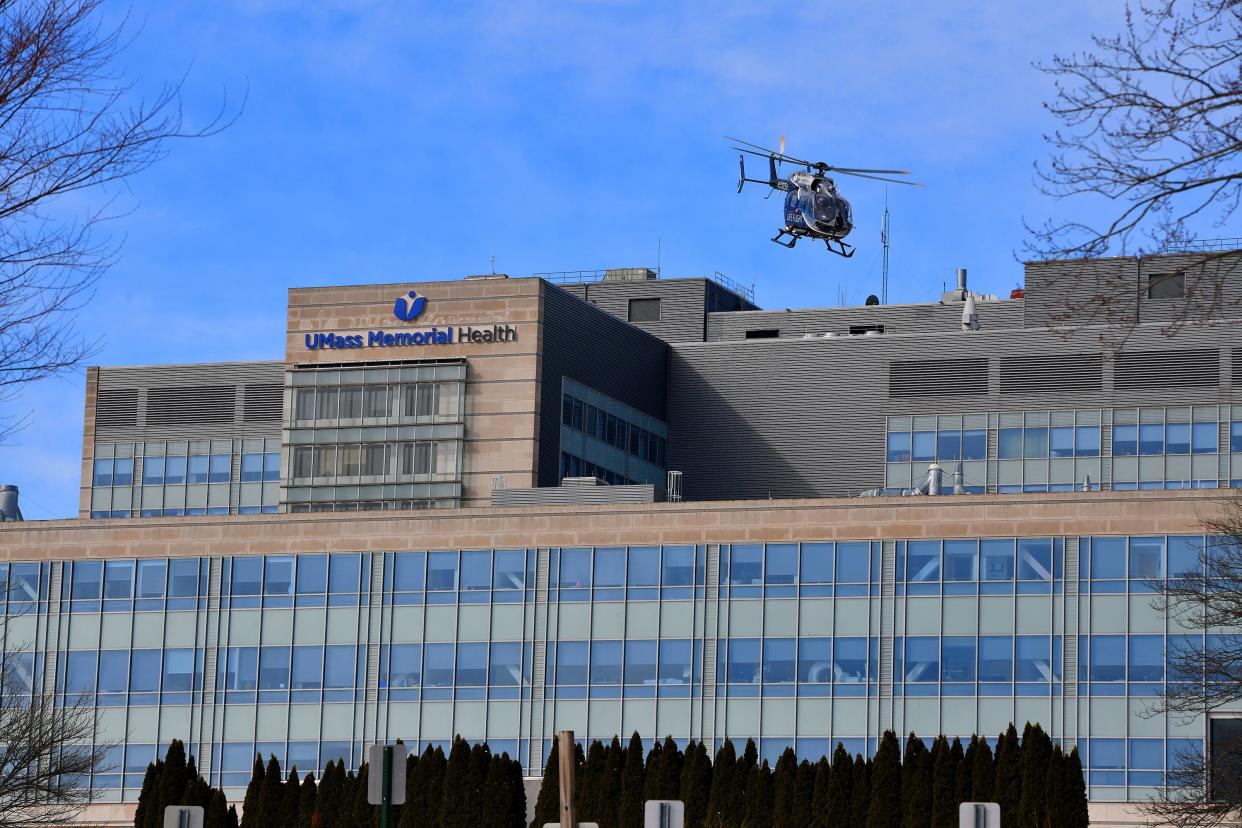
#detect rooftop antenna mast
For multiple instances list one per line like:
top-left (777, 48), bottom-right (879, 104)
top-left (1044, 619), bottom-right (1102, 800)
top-left (880, 189), bottom-right (890, 304)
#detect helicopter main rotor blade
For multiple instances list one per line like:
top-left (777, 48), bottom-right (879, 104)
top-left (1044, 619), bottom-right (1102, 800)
top-left (725, 136), bottom-right (816, 168)
top-left (829, 166), bottom-right (914, 175)
top-left (835, 169), bottom-right (925, 186)
top-left (730, 145), bottom-right (817, 170)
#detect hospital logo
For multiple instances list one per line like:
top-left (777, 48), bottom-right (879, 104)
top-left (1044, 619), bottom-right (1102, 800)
top-left (393, 290), bottom-right (427, 322)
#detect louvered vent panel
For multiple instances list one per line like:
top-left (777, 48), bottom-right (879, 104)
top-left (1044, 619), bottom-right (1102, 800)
top-left (1233, 349), bottom-right (1242, 387)
top-left (888, 358), bottom-right (988, 397)
top-left (146, 386), bottom-right (235, 425)
top-left (95, 388), bottom-right (138, 427)
top-left (1000, 354), bottom-right (1102, 394)
top-left (1114, 349), bottom-right (1219, 389)
top-left (243, 383), bottom-right (283, 422)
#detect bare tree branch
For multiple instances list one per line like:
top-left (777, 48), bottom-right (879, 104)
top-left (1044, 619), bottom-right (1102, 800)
top-left (0, 0), bottom-right (238, 439)
top-left (0, 637), bottom-right (113, 825)
top-left (1144, 493), bottom-right (1242, 826)
top-left (1025, 0), bottom-right (1242, 341)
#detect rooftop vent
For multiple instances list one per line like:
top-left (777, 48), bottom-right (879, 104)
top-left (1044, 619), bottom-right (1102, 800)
top-left (0, 485), bottom-right (22, 522)
top-left (465, 273), bottom-right (509, 279)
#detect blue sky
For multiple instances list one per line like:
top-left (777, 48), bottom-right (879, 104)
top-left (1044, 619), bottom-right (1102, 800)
top-left (6, 0), bottom-right (1140, 518)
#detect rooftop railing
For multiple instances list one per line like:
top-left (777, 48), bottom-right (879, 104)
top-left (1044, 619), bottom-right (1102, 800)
top-left (533, 268), bottom-right (756, 304)
top-left (1162, 237), bottom-right (1242, 254)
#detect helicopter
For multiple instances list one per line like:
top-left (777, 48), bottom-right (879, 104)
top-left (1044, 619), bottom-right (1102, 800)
top-left (728, 136), bottom-right (921, 257)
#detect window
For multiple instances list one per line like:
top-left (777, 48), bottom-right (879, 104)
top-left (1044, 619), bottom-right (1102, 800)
top-left (209, 454), bottom-right (230, 483)
top-left (1088, 635), bottom-right (1125, 681)
top-left (93, 459), bottom-right (113, 487)
top-left (165, 456), bottom-right (187, 485)
top-left (1023, 427), bottom-right (1049, 459)
top-left (1050, 427), bottom-right (1074, 458)
top-left (981, 539), bottom-right (1015, 582)
top-left (364, 386), bottom-right (388, 418)
top-left (187, 455), bottom-right (210, 484)
top-left (295, 388), bottom-right (315, 421)
top-left (142, 456), bottom-right (165, 485)
top-left (1016, 636), bottom-right (1055, 681)
top-left (764, 544), bottom-right (797, 588)
top-left (291, 647), bottom-right (323, 689)
top-left (590, 640), bottom-right (622, 685)
top-left (1130, 536), bottom-right (1165, 580)
top-left (455, 643), bottom-right (488, 686)
top-left (904, 638), bottom-right (939, 682)
top-left (339, 388), bottom-right (362, 419)
top-left (362, 445), bottom-right (386, 476)
top-left (624, 640), bottom-right (657, 686)
top-left (490, 642), bottom-right (524, 687)
top-left (628, 298), bottom-right (661, 323)
top-left (762, 638), bottom-right (796, 683)
top-left (1075, 426), bottom-right (1101, 457)
top-left (1193, 422), bottom-right (1217, 453)
top-left (1166, 423), bottom-right (1191, 454)
top-left (886, 432), bottom-right (911, 462)
top-left (799, 543), bottom-right (833, 586)
top-left (941, 637), bottom-right (976, 682)
top-left (1129, 636), bottom-right (1164, 682)
top-left (1139, 423), bottom-right (1164, 455)
top-left (978, 636), bottom-right (1012, 682)
top-left (1210, 718), bottom-right (1242, 801)
top-left (1147, 272), bottom-right (1184, 300)
top-left (1113, 424), bottom-right (1138, 456)
top-left (937, 430), bottom-right (962, 461)
top-left (798, 639), bottom-right (832, 683)
top-left (389, 644), bottom-right (421, 689)
top-left (258, 647), bottom-right (291, 690)
top-left (1089, 537), bottom-right (1126, 580)
top-left (836, 542), bottom-right (870, 584)
top-left (241, 454), bottom-right (264, 482)
top-left (627, 547), bottom-right (660, 593)
top-left (723, 639), bottom-right (760, 683)
top-left (998, 428), bottom-right (1022, 459)
top-left (659, 639), bottom-right (691, 685)
top-left (744, 329), bottom-right (779, 339)
top-left (64, 651), bottom-right (97, 695)
top-left (943, 541), bottom-right (977, 582)
top-left (103, 561), bottom-right (133, 600)
top-left (833, 638), bottom-right (867, 682)
top-left (556, 640), bottom-right (588, 685)
top-left (912, 431), bottom-right (935, 461)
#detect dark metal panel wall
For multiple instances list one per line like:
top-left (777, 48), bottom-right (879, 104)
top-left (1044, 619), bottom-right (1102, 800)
top-left (668, 324), bottom-right (1241, 501)
top-left (536, 285), bottom-right (670, 487)
top-left (557, 279), bottom-right (718, 343)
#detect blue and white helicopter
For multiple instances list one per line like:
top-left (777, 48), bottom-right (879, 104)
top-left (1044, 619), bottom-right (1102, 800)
top-left (729, 136), bottom-right (921, 258)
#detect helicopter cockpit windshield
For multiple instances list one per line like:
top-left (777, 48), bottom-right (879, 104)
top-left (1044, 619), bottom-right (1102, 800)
top-left (805, 191), bottom-right (852, 237)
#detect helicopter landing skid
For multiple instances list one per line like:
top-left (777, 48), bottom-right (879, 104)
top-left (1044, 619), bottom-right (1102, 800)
top-left (823, 238), bottom-right (855, 258)
top-left (770, 229), bottom-right (798, 248)
top-left (770, 228), bottom-right (855, 258)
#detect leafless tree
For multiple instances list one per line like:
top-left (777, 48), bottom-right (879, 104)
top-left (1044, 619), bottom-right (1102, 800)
top-left (1026, 0), bottom-right (1242, 335)
top-left (0, 648), bottom-right (112, 826)
top-left (1145, 497), bottom-right (1242, 827)
top-left (0, 0), bottom-right (233, 434)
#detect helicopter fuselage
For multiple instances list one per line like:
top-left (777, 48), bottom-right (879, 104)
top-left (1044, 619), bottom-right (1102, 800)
top-left (783, 171), bottom-right (853, 241)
